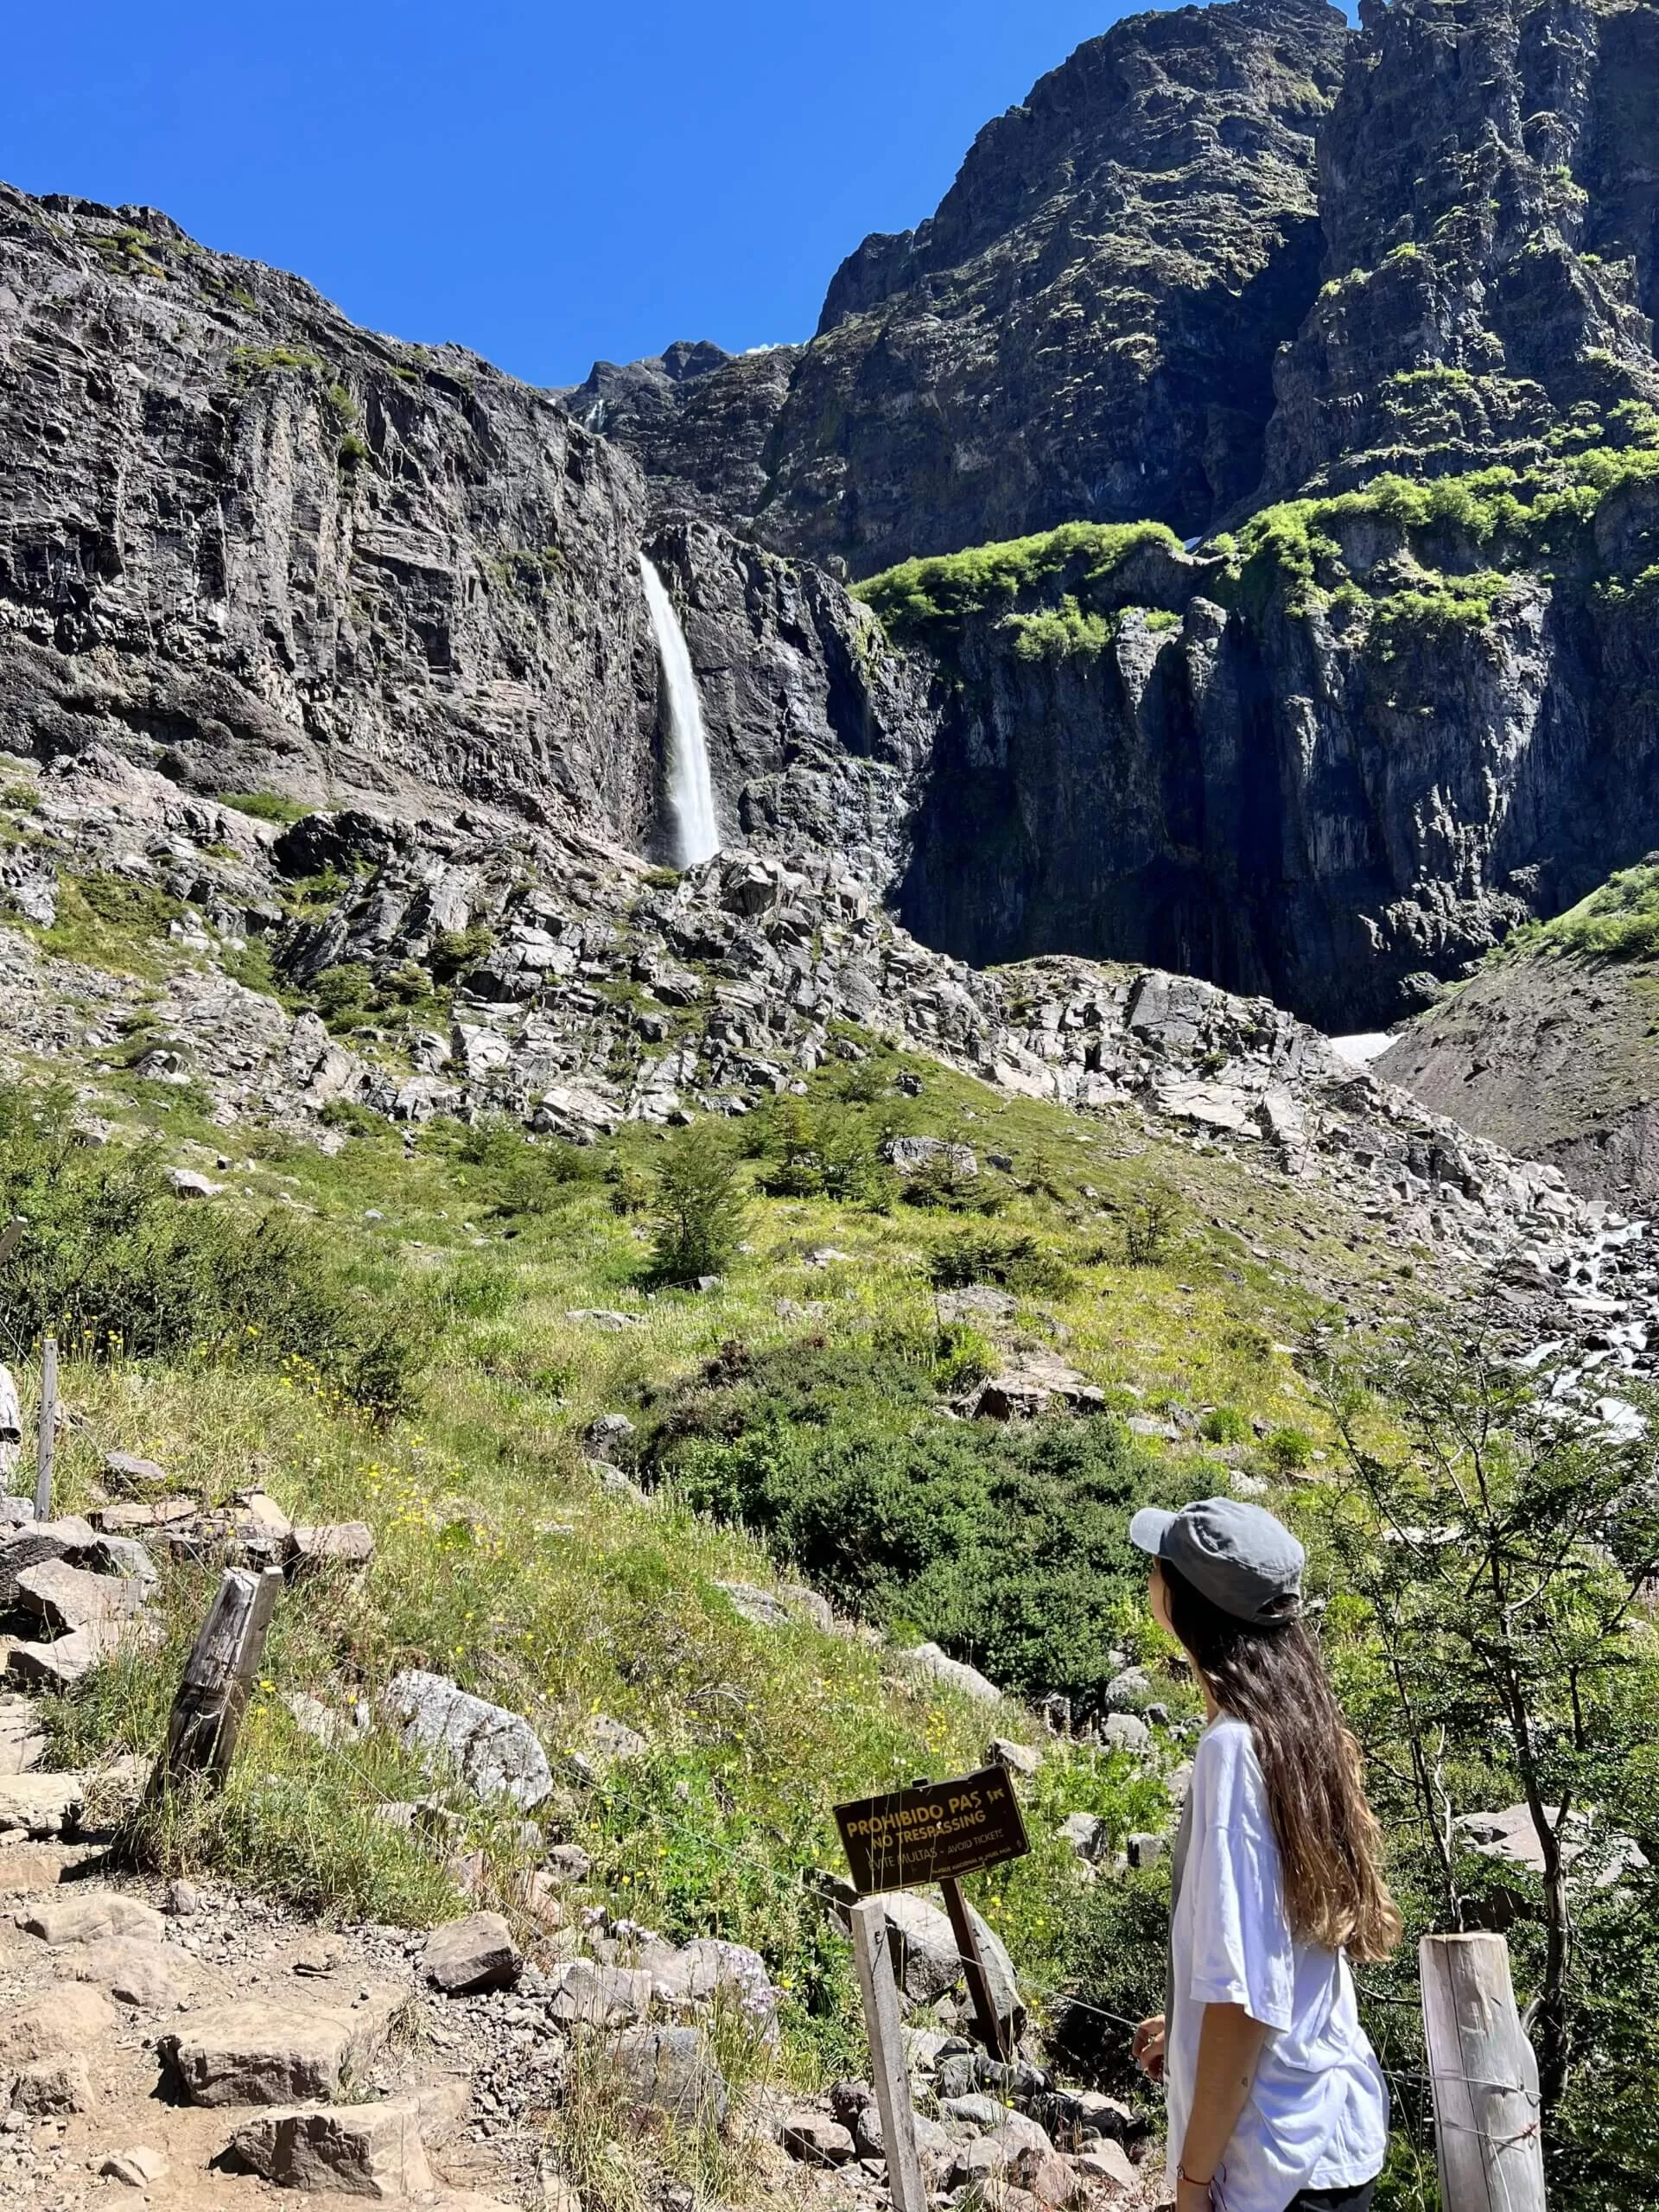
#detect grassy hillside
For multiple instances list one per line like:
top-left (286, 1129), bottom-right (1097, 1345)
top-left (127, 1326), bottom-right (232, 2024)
top-left (5, 988), bottom-right (1658, 2206)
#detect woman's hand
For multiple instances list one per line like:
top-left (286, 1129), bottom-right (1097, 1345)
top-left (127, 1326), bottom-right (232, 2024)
top-left (1174, 2175), bottom-right (1215, 2211)
top-left (1131, 2013), bottom-right (1166, 2082)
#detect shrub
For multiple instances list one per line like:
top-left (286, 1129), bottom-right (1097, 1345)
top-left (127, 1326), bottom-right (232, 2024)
top-left (647, 1338), bottom-right (1149, 1707)
top-left (430, 926), bottom-right (496, 985)
top-left (926, 1228), bottom-right (1075, 1298)
top-left (313, 963), bottom-right (374, 1024)
top-left (1265, 1425), bottom-right (1314, 1471)
top-left (645, 1123), bottom-right (749, 1286)
top-left (217, 791), bottom-right (310, 825)
top-left (1050, 1865), bottom-right (1173, 2088)
top-left (1199, 1406), bottom-right (1252, 1446)
top-left (753, 1096), bottom-right (890, 1205)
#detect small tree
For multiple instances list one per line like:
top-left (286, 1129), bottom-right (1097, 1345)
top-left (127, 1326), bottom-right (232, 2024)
top-left (1313, 1330), bottom-right (1659, 2138)
top-left (1122, 1183), bottom-right (1179, 1265)
top-left (646, 1122), bottom-right (748, 1286)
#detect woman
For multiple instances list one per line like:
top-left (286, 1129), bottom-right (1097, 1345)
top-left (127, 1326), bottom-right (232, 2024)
top-left (1126, 1496), bottom-right (1401, 2212)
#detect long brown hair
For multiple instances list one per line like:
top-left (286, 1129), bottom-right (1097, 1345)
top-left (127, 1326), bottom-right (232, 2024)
top-left (1160, 1558), bottom-right (1402, 1963)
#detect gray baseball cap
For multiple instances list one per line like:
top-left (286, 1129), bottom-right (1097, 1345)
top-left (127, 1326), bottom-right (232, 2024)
top-left (1128, 1497), bottom-right (1305, 1624)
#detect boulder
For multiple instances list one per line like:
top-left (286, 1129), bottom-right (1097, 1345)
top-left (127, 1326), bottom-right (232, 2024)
top-left (893, 1642), bottom-right (1003, 1706)
top-left (289, 1522), bottom-right (377, 1570)
top-left (69, 1937), bottom-right (200, 2011)
top-left (607, 2026), bottom-right (727, 2128)
top-left (878, 1891), bottom-right (1023, 2031)
top-left (231, 2097), bottom-right (436, 2196)
top-left (101, 1452), bottom-right (169, 1494)
top-left (386, 1669), bottom-right (552, 1808)
top-left (0, 1694), bottom-right (45, 1776)
top-left (545, 1961), bottom-right (653, 2028)
top-left (988, 1736), bottom-right (1042, 1777)
top-left (1059, 1812), bottom-right (1110, 1864)
top-left (644, 1936), bottom-right (775, 2017)
top-left (25, 1893), bottom-right (166, 1947)
top-left (780, 2113), bottom-right (855, 2166)
top-left (0, 1986), bottom-right (117, 2065)
top-left (0, 1770), bottom-right (85, 1838)
top-left (162, 1989), bottom-right (404, 2106)
top-left (883, 1135), bottom-right (977, 1179)
top-left (1102, 1667), bottom-right (1155, 1714)
top-left (582, 1413), bottom-right (636, 1463)
top-left (1009, 2144), bottom-right (1079, 2208)
top-left (90, 1535), bottom-right (158, 1590)
top-left (167, 1168), bottom-right (225, 1198)
top-left (101, 2148), bottom-right (169, 2189)
top-left (15, 1559), bottom-right (142, 1632)
top-left (1075, 2140), bottom-right (1140, 2194)
top-left (945, 2101), bottom-right (1052, 2152)
top-left (423, 1912), bottom-right (521, 1995)
top-left (1099, 1712), bottom-right (1151, 1754)
top-left (854, 2101), bottom-right (954, 2169)
top-left (13, 2058), bottom-right (94, 2114)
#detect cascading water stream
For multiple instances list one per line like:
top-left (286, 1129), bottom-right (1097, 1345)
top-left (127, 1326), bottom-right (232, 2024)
top-left (639, 553), bottom-right (721, 868)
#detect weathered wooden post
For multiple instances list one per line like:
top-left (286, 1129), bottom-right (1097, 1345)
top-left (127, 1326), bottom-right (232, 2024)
top-left (1420, 1932), bottom-right (1548, 2212)
top-left (851, 1897), bottom-right (929, 2212)
top-left (32, 1335), bottom-right (56, 1522)
top-left (155, 1567), bottom-right (284, 1791)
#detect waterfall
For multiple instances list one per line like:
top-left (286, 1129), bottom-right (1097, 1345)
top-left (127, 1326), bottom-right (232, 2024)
top-left (639, 553), bottom-right (721, 868)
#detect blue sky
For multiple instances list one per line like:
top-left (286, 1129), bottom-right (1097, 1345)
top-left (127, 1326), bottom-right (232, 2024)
top-left (4, 2), bottom-right (1162, 389)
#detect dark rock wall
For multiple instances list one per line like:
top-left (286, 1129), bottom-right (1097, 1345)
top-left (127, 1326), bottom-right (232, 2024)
top-left (895, 512), bottom-right (1659, 1033)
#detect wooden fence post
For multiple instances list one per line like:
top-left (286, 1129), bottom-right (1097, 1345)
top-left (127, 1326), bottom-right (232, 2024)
top-left (1420, 1932), bottom-right (1547, 2212)
top-left (851, 1897), bottom-right (929, 2212)
top-left (155, 1567), bottom-right (284, 1791)
top-left (32, 1336), bottom-right (56, 1523)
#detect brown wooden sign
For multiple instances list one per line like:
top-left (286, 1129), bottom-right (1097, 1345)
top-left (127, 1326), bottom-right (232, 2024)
top-left (835, 1766), bottom-right (1030, 1896)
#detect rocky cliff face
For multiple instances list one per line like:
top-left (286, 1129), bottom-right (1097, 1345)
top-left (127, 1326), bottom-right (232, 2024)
top-left (1265, 0), bottom-right (1659, 494)
top-left (580, 0), bottom-right (1350, 575)
top-left (0, 187), bottom-right (928, 882)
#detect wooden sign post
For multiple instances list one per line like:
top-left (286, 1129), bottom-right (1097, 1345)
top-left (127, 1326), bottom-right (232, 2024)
top-left (32, 1336), bottom-right (56, 1523)
top-left (836, 1764), bottom-right (1031, 2060)
top-left (1420, 1933), bottom-right (1547, 2212)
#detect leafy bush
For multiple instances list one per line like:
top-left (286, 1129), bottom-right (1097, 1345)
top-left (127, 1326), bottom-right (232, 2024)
top-left (646, 1337), bottom-right (1151, 1707)
top-left (0, 1085), bottom-right (429, 1417)
top-left (1495, 859), bottom-right (1659, 968)
top-left (645, 1123), bottom-right (749, 1286)
top-left (1265, 1425), bottom-right (1314, 1471)
top-left (450, 1117), bottom-right (605, 1219)
top-left (1199, 1406), bottom-right (1252, 1446)
top-left (855, 520), bottom-right (1183, 652)
top-left (218, 791), bottom-right (311, 825)
top-left (1050, 1865), bottom-right (1173, 2088)
top-left (313, 963), bottom-right (375, 1024)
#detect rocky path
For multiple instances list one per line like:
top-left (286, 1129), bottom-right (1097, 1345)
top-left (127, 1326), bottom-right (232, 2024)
top-left (0, 1816), bottom-right (1165, 2212)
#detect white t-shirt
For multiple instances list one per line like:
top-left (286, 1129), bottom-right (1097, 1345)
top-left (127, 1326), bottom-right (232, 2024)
top-left (1166, 1716), bottom-right (1389, 2212)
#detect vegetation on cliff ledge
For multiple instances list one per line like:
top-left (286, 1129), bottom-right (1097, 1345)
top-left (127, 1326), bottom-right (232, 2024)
top-left (854, 520), bottom-right (1184, 657)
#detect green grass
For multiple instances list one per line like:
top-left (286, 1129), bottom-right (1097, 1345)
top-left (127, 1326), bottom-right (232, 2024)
top-left (1493, 860), bottom-right (1659, 968)
top-left (218, 790), bottom-right (312, 825)
top-left (30, 872), bottom-right (186, 977)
